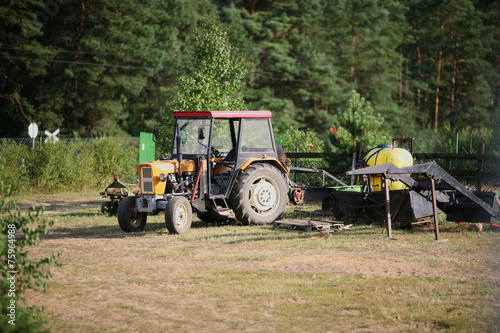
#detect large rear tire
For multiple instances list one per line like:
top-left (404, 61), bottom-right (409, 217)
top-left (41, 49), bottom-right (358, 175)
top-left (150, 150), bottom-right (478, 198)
top-left (165, 196), bottom-right (192, 234)
top-left (230, 163), bottom-right (288, 225)
top-left (117, 196), bottom-right (147, 232)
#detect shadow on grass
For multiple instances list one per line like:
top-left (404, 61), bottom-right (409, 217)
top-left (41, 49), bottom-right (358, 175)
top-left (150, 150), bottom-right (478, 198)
top-left (56, 211), bottom-right (101, 218)
top-left (43, 212), bottom-right (473, 241)
top-left (43, 218), bottom-right (327, 241)
top-left (44, 222), bottom-right (169, 239)
top-left (43, 219), bottom-right (257, 240)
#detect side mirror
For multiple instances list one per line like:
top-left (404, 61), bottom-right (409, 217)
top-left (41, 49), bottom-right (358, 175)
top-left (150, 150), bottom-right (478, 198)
top-left (153, 127), bottom-right (159, 141)
top-left (198, 127), bottom-right (206, 140)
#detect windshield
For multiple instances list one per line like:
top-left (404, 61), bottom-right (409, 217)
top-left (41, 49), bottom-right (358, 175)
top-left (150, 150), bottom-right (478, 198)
top-left (173, 118), bottom-right (211, 155)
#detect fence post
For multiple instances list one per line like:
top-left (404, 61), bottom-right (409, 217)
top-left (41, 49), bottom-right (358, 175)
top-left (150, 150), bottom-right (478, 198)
top-left (294, 142), bottom-right (298, 183)
top-left (350, 151), bottom-right (356, 185)
top-left (476, 143), bottom-right (485, 191)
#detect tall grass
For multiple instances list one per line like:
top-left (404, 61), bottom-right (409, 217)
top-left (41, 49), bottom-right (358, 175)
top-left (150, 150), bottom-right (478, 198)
top-left (0, 138), bottom-right (138, 194)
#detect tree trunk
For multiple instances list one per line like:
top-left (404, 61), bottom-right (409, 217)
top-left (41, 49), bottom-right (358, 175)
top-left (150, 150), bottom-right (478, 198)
top-left (434, 48), bottom-right (442, 133)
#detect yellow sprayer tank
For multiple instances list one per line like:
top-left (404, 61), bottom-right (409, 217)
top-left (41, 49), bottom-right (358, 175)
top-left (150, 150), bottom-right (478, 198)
top-left (364, 146), bottom-right (413, 191)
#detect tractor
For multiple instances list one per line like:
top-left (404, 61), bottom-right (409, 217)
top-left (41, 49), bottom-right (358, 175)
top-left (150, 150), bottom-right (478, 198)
top-left (117, 110), bottom-right (288, 234)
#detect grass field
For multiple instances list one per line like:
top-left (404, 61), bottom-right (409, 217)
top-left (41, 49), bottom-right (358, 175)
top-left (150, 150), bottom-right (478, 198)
top-left (22, 199), bottom-right (500, 332)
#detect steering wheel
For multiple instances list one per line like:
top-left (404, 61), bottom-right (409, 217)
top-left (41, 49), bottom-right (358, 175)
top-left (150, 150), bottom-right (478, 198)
top-left (211, 146), bottom-right (220, 157)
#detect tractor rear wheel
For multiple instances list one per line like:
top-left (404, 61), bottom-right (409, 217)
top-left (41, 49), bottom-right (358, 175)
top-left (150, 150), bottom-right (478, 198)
top-left (230, 163), bottom-right (288, 225)
top-left (165, 196), bottom-right (192, 234)
top-left (117, 196), bottom-right (147, 232)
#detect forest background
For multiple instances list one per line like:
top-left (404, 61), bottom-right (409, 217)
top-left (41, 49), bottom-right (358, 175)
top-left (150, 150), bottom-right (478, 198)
top-left (1, 0), bottom-right (499, 144)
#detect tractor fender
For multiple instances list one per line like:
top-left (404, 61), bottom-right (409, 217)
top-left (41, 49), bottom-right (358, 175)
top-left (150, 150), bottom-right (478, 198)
top-left (238, 158), bottom-right (288, 174)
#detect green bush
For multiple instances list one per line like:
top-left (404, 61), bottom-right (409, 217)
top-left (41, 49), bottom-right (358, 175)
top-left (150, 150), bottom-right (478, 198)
top-left (30, 141), bottom-right (96, 192)
top-left (0, 142), bottom-right (30, 194)
top-left (0, 173), bottom-right (62, 332)
top-left (92, 138), bottom-right (138, 188)
top-left (0, 138), bottom-right (139, 195)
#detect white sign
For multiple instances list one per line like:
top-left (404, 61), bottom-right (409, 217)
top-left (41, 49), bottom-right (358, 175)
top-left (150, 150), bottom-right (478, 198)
top-left (28, 123), bottom-right (38, 138)
top-left (45, 129), bottom-right (60, 143)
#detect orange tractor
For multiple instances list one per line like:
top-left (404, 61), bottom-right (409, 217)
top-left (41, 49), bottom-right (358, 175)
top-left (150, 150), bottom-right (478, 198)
top-left (117, 111), bottom-right (288, 234)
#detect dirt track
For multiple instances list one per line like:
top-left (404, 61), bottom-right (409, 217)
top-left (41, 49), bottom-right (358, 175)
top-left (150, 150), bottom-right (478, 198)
top-left (18, 195), bottom-right (104, 214)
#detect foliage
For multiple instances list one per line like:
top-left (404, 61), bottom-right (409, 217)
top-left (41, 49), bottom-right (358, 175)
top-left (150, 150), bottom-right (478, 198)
top-left (394, 126), bottom-right (499, 155)
top-left (91, 138), bottom-right (138, 188)
top-left (0, 0), bottom-right (214, 137)
top-left (281, 127), bottom-right (328, 185)
top-left (0, 172), bottom-right (62, 332)
top-left (329, 90), bottom-right (387, 153)
top-left (0, 1), bottom-right (498, 137)
top-left (405, 0), bottom-right (496, 131)
top-left (0, 138), bottom-right (138, 194)
top-left (0, 142), bottom-right (30, 193)
top-left (281, 127), bottom-right (324, 155)
top-left (167, 14), bottom-right (249, 115)
top-left (30, 141), bottom-right (95, 192)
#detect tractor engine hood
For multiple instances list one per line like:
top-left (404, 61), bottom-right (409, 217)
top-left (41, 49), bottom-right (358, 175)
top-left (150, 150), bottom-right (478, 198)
top-left (138, 159), bottom-right (197, 195)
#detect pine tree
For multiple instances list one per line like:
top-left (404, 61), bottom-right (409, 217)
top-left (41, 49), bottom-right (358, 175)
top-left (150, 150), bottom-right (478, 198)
top-left (406, 0), bottom-right (494, 131)
top-left (0, 0), bottom-right (51, 137)
top-left (221, 0), bottom-right (342, 133)
top-left (330, 90), bottom-right (386, 153)
top-left (7, 0), bottom-right (214, 137)
top-left (34, 0), bottom-right (197, 136)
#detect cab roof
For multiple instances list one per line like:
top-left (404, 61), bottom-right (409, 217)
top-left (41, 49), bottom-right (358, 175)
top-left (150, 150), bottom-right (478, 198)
top-left (173, 111), bottom-right (271, 119)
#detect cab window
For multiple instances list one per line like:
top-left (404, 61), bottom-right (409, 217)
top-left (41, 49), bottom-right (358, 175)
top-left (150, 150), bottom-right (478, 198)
top-left (240, 119), bottom-right (273, 152)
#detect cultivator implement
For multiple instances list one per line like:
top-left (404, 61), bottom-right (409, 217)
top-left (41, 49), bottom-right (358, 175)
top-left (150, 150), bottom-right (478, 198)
top-left (100, 174), bottom-right (131, 215)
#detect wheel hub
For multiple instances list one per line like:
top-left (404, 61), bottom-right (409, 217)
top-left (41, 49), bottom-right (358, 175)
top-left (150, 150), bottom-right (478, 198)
top-left (250, 178), bottom-right (278, 213)
top-left (175, 204), bottom-right (187, 228)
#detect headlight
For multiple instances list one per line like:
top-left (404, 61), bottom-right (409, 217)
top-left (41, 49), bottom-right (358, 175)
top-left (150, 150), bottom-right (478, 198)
top-left (159, 173), bottom-right (167, 182)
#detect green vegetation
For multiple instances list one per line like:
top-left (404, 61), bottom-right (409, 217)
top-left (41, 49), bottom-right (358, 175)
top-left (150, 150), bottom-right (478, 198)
top-left (0, 138), bottom-right (137, 194)
top-left (168, 14), bottom-right (249, 115)
top-left (1, 1), bottom-right (498, 138)
top-left (329, 90), bottom-right (387, 154)
top-left (0, 174), bottom-right (62, 332)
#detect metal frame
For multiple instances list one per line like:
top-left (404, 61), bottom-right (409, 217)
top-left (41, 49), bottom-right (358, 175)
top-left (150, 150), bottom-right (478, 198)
top-left (347, 161), bottom-right (500, 240)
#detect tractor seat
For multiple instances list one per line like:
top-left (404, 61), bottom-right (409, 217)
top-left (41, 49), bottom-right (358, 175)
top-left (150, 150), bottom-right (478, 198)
top-left (216, 160), bottom-right (234, 167)
top-left (216, 148), bottom-right (235, 167)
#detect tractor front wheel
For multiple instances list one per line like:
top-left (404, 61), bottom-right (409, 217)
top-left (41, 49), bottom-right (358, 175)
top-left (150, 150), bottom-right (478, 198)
top-left (231, 163), bottom-right (288, 225)
top-left (165, 196), bottom-right (192, 234)
top-left (101, 201), bottom-right (111, 214)
top-left (117, 196), bottom-right (147, 232)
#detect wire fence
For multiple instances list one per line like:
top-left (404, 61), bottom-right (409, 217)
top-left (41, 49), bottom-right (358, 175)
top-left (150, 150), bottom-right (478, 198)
top-left (0, 137), bottom-right (139, 147)
top-left (391, 131), bottom-right (500, 155)
top-left (286, 130), bottom-right (500, 192)
top-left (1, 134), bottom-right (499, 193)
top-left (0, 137), bottom-right (140, 194)
top-left (287, 152), bottom-right (500, 192)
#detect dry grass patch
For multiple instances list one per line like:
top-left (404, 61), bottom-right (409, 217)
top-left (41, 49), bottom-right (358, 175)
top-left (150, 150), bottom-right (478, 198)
top-left (22, 206), bottom-right (500, 332)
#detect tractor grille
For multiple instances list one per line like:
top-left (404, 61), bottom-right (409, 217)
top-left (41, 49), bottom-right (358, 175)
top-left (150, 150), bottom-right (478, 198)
top-left (141, 167), bottom-right (154, 194)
